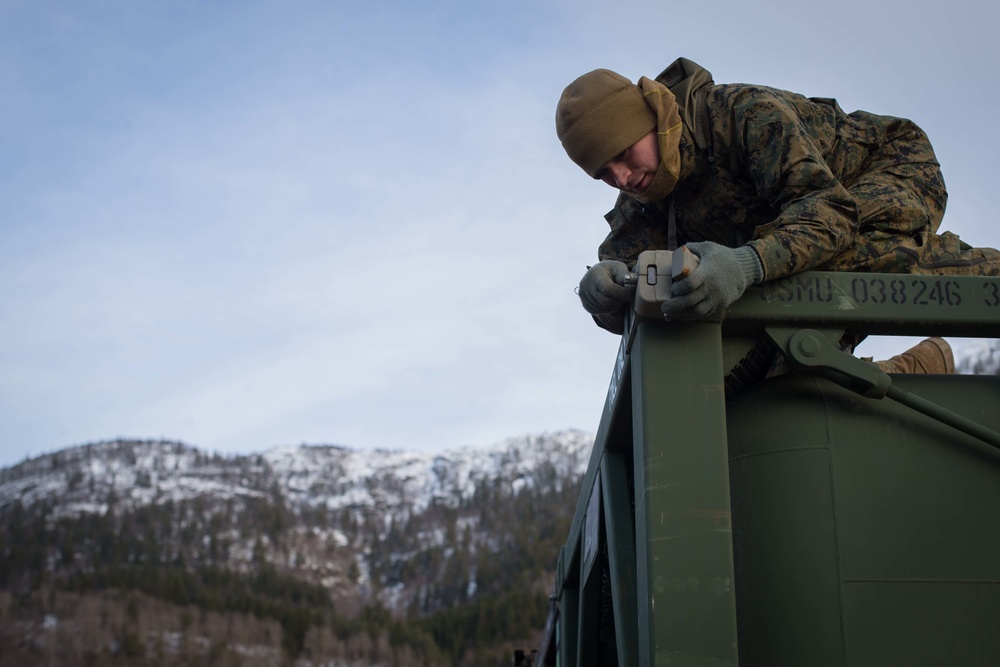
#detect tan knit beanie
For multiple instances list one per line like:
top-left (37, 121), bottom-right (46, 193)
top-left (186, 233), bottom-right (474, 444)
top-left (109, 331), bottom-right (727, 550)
top-left (555, 69), bottom-right (657, 178)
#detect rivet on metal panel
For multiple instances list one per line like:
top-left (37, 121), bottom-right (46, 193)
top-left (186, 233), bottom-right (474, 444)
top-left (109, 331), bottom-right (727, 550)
top-left (796, 334), bottom-right (821, 358)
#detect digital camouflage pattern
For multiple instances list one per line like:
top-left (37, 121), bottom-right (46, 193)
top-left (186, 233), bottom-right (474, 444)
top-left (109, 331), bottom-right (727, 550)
top-left (599, 60), bottom-right (1000, 283)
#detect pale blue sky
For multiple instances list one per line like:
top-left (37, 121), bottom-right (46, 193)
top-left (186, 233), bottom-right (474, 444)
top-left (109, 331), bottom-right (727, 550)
top-left (3, 0), bottom-right (998, 466)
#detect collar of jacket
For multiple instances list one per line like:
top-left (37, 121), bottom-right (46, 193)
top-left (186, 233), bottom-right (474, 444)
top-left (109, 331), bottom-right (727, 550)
top-left (655, 57), bottom-right (715, 153)
top-left (676, 130), bottom-right (702, 182)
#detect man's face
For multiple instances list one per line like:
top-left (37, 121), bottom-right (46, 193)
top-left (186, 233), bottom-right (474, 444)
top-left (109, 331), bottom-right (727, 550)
top-left (595, 132), bottom-right (659, 195)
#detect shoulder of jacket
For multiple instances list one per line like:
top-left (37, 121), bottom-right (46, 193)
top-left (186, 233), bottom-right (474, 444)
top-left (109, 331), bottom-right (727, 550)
top-left (655, 58), bottom-right (716, 152)
top-left (654, 57), bottom-right (714, 90)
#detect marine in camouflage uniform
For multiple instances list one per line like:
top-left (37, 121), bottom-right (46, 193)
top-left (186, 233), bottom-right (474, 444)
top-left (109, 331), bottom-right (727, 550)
top-left (575, 59), bottom-right (1000, 332)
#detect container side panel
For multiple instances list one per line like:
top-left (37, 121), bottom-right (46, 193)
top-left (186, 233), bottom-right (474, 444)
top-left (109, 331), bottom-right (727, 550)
top-left (831, 375), bottom-right (1000, 581)
top-left (728, 373), bottom-right (1000, 667)
top-left (728, 450), bottom-right (845, 667)
top-left (842, 582), bottom-right (1000, 667)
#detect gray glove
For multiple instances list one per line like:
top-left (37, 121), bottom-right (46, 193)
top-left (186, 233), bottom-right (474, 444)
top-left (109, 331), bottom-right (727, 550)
top-left (578, 260), bottom-right (633, 314)
top-left (661, 242), bottom-right (763, 320)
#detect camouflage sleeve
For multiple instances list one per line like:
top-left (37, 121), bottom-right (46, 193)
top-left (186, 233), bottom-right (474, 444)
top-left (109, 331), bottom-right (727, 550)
top-left (728, 88), bottom-right (859, 280)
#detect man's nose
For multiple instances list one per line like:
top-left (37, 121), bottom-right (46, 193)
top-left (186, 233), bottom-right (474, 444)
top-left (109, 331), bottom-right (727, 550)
top-left (610, 163), bottom-right (630, 189)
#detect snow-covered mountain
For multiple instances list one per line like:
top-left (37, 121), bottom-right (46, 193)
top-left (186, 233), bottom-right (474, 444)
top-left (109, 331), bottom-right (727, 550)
top-left (1, 431), bottom-right (592, 519)
top-left (956, 338), bottom-right (1000, 375)
top-left (263, 431), bottom-right (590, 515)
top-left (0, 431), bottom-right (593, 614)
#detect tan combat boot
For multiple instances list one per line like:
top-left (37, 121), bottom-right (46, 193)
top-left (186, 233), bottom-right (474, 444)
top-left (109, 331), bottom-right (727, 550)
top-left (873, 337), bottom-right (955, 374)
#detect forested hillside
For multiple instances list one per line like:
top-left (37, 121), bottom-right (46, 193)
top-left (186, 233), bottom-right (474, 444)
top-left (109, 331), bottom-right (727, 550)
top-left (0, 432), bottom-right (592, 666)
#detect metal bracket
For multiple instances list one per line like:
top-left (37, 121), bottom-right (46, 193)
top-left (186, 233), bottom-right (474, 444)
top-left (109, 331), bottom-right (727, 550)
top-left (766, 327), bottom-right (891, 399)
top-left (767, 327), bottom-right (1000, 450)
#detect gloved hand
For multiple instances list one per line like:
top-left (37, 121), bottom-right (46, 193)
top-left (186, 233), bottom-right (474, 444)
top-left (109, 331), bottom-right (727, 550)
top-left (578, 260), bottom-right (633, 314)
top-left (661, 242), bottom-right (763, 320)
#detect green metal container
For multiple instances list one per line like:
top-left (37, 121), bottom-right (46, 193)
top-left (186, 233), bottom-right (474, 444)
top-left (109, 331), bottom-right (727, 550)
top-left (535, 271), bottom-right (1000, 667)
top-left (728, 373), bottom-right (1000, 666)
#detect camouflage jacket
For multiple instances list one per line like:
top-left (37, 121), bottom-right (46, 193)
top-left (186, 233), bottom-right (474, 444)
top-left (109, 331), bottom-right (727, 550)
top-left (599, 59), bottom-right (941, 281)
